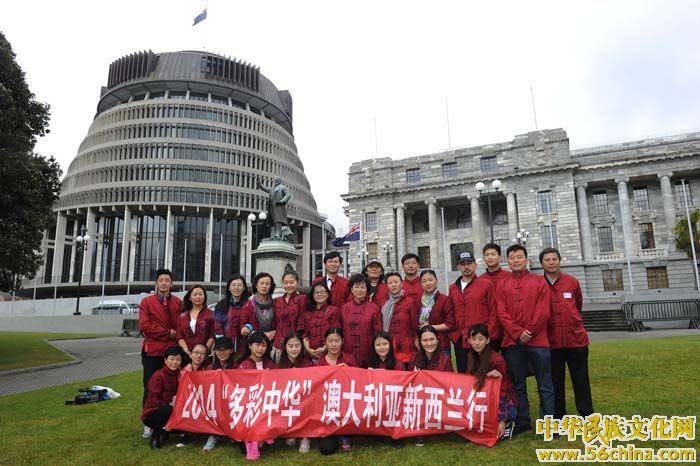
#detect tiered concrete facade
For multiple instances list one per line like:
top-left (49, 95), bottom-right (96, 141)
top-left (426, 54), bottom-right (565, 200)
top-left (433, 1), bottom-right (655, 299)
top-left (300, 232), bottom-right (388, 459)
top-left (342, 129), bottom-right (700, 300)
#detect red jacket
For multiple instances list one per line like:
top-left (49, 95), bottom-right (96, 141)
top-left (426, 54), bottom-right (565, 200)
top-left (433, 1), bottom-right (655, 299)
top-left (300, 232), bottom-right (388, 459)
top-left (448, 276), bottom-right (499, 347)
top-left (139, 293), bottom-right (181, 357)
top-left (298, 304), bottom-right (341, 350)
top-left (373, 359), bottom-right (406, 371)
top-left (480, 268), bottom-right (512, 289)
top-left (409, 351), bottom-right (453, 372)
top-left (385, 294), bottom-right (420, 363)
top-left (402, 276), bottom-right (423, 304)
top-left (546, 272), bottom-right (589, 349)
top-left (223, 302), bottom-right (249, 353)
top-left (340, 299), bottom-right (383, 368)
top-left (312, 275), bottom-right (350, 307)
top-left (175, 308), bottom-right (214, 351)
top-left (272, 293), bottom-right (307, 349)
top-left (277, 357), bottom-right (314, 369)
top-left (422, 291), bottom-right (456, 352)
top-left (368, 282), bottom-right (389, 309)
top-left (141, 366), bottom-right (179, 421)
top-left (316, 352), bottom-right (357, 367)
top-left (237, 357), bottom-right (276, 370)
top-left (496, 270), bottom-right (551, 348)
top-left (243, 298), bottom-right (275, 332)
top-left (468, 350), bottom-right (516, 422)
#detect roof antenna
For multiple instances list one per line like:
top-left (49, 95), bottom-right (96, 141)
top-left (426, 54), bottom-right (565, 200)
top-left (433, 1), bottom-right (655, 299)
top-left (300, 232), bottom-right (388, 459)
top-left (530, 84), bottom-right (540, 132)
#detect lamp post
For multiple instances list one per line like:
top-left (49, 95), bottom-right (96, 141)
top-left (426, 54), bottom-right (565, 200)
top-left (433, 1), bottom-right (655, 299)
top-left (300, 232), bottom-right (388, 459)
top-left (680, 179), bottom-right (700, 291)
top-left (515, 229), bottom-right (530, 246)
top-left (358, 247), bottom-right (368, 271)
top-left (74, 226), bottom-right (90, 316)
top-left (383, 242), bottom-right (394, 271)
top-left (475, 179), bottom-right (502, 243)
top-left (246, 211), bottom-right (267, 282)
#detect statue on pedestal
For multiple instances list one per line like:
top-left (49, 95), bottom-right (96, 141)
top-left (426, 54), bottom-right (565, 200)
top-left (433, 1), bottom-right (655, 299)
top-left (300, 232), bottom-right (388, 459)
top-left (257, 177), bottom-right (294, 243)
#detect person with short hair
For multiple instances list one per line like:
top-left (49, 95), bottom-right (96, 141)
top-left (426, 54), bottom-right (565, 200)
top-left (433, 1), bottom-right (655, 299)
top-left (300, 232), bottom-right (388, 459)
top-left (176, 284), bottom-right (214, 359)
top-left (312, 251), bottom-right (350, 306)
top-left (340, 274), bottom-right (382, 368)
top-left (139, 268), bottom-right (181, 439)
top-left (382, 272), bottom-right (420, 368)
top-left (400, 253), bottom-right (422, 303)
top-left (361, 258), bottom-right (389, 308)
top-left (497, 244), bottom-right (554, 437)
top-left (271, 271), bottom-right (306, 363)
top-left (539, 247), bottom-right (594, 420)
top-left (481, 242), bottom-right (511, 288)
top-left (448, 252), bottom-right (498, 373)
top-left (141, 346), bottom-right (183, 450)
top-left (299, 282), bottom-right (340, 360)
top-left (418, 269), bottom-right (455, 356)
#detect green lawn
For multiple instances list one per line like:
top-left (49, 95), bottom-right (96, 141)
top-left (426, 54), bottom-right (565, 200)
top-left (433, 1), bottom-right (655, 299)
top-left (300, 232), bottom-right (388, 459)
top-left (0, 336), bottom-right (698, 465)
top-left (0, 332), bottom-right (107, 372)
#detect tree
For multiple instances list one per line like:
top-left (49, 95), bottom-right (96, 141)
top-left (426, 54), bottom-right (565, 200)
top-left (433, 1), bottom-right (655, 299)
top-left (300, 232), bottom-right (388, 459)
top-left (0, 31), bottom-right (62, 292)
top-left (673, 210), bottom-right (700, 260)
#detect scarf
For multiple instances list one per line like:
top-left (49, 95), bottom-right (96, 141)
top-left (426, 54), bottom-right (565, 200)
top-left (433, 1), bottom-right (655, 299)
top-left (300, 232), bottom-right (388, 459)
top-left (254, 294), bottom-right (274, 331)
top-left (420, 291), bottom-right (437, 324)
top-left (381, 290), bottom-right (404, 333)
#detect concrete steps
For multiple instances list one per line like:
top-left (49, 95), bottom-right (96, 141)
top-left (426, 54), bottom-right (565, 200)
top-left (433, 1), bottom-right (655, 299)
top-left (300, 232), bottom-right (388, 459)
top-left (581, 304), bottom-right (632, 332)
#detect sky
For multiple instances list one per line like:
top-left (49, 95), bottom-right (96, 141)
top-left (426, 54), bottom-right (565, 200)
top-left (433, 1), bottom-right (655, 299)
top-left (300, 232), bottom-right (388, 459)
top-left (2, 0), bottom-right (700, 233)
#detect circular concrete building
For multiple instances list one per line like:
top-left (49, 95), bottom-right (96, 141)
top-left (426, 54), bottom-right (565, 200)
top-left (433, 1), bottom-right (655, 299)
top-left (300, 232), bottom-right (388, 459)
top-left (36, 50), bottom-right (330, 297)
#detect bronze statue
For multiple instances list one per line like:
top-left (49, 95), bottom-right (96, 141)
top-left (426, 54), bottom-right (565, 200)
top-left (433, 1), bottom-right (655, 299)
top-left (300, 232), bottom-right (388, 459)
top-left (257, 177), bottom-right (294, 242)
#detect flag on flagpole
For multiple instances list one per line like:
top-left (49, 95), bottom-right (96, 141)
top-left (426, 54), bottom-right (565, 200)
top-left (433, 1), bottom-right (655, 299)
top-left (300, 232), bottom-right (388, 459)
top-left (193, 8), bottom-right (207, 26)
top-left (332, 223), bottom-right (361, 247)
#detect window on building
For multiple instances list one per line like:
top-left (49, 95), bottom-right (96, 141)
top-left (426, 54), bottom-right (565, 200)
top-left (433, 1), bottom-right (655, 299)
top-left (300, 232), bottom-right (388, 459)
top-left (541, 224), bottom-right (558, 249)
top-left (592, 191), bottom-right (609, 215)
top-left (633, 186), bottom-right (651, 211)
top-left (189, 92), bottom-right (208, 101)
top-left (366, 242), bottom-right (378, 260)
top-left (365, 212), bottom-right (378, 232)
top-left (412, 209), bottom-right (429, 234)
top-left (450, 243), bottom-right (473, 271)
top-left (456, 210), bottom-right (470, 229)
top-left (480, 156), bottom-right (497, 172)
top-left (442, 162), bottom-right (457, 178)
top-left (406, 168), bottom-right (421, 184)
top-left (597, 226), bottom-right (614, 253)
top-left (168, 91), bottom-right (186, 100)
top-left (602, 270), bottom-right (624, 291)
top-left (639, 223), bottom-right (656, 250)
top-left (149, 91), bottom-right (165, 100)
top-left (646, 267), bottom-right (669, 289)
top-left (675, 181), bottom-right (694, 208)
top-left (537, 190), bottom-right (556, 214)
top-left (493, 211), bottom-right (508, 225)
top-left (417, 246), bottom-right (431, 268)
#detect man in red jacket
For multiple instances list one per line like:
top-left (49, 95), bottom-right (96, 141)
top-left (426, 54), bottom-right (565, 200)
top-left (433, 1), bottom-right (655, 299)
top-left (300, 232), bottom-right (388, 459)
top-left (401, 253), bottom-right (422, 303)
top-left (448, 251), bottom-right (498, 373)
top-left (139, 268), bottom-right (181, 437)
top-left (497, 245), bottom-right (554, 436)
top-left (479, 243), bottom-right (509, 350)
top-left (312, 251), bottom-right (350, 306)
top-left (540, 247), bottom-right (594, 420)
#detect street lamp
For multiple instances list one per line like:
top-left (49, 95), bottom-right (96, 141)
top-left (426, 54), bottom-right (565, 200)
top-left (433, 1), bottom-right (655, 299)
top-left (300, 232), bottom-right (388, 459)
top-left (357, 247), bottom-right (368, 271)
top-left (74, 226), bottom-right (90, 316)
top-left (515, 229), bottom-right (530, 246)
top-left (475, 179), bottom-right (502, 243)
top-left (383, 242), bottom-right (394, 271)
top-left (246, 211), bottom-right (267, 282)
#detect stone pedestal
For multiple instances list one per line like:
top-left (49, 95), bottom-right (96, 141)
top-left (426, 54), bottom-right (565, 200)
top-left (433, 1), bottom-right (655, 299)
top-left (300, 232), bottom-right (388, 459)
top-left (251, 239), bottom-right (301, 297)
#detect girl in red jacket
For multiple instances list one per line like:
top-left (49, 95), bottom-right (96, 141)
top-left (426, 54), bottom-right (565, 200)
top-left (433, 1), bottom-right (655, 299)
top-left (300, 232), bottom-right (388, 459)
top-left (237, 331), bottom-right (275, 460)
top-left (277, 331), bottom-right (312, 453)
top-left (176, 285), bottom-right (214, 360)
top-left (466, 324), bottom-right (517, 440)
top-left (300, 282), bottom-right (340, 360)
top-left (368, 331), bottom-right (405, 370)
top-left (141, 346), bottom-right (183, 450)
top-left (271, 271), bottom-right (306, 363)
top-left (410, 325), bottom-right (454, 372)
top-left (419, 270), bottom-right (456, 356)
top-left (212, 274), bottom-right (251, 355)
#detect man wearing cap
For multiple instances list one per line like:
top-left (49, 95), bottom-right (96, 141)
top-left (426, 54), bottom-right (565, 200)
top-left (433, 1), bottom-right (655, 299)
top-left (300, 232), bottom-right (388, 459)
top-left (496, 244), bottom-right (554, 436)
top-left (362, 258), bottom-right (389, 309)
top-left (312, 251), bottom-right (350, 306)
top-left (400, 253), bottom-right (423, 303)
top-left (138, 268), bottom-right (181, 438)
top-left (448, 251), bottom-right (498, 373)
top-left (539, 247), bottom-right (593, 421)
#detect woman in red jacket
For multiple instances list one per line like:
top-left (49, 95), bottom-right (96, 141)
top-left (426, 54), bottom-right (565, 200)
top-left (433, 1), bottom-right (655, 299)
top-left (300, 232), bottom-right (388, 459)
top-left (419, 269), bottom-right (455, 357)
top-left (340, 274), bottom-right (383, 368)
top-left (213, 274), bottom-right (251, 355)
top-left (368, 331), bottom-right (405, 371)
top-left (382, 272), bottom-right (419, 367)
top-left (241, 273), bottom-right (276, 343)
top-left (142, 346), bottom-right (183, 450)
top-left (176, 285), bottom-right (214, 360)
top-left (362, 258), bottom-right (389, 308)
top-left (277, 331), bottom-right (312, 453)
top-left (271, 271), bottom-right (306, 363)
top-left (300, 282), bottom-right (340, 360)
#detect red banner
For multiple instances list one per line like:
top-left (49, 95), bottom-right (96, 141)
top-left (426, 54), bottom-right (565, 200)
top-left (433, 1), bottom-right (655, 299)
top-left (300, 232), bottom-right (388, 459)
top-left (166, 366), bottom-right (501, 447)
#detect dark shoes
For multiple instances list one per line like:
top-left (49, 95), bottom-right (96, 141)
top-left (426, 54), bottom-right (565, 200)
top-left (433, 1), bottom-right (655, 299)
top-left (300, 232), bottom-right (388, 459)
top-left (511, 424), bottom-right (532, 437)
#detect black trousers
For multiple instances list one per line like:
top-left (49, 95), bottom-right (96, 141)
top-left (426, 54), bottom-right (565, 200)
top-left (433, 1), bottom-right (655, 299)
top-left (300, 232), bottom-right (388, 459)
top-left (142, 351), bottom-right (164, 406)
top-left (144, 404), bottom-right (173, 432)
top-left (551, 346), bottom-right (594, 419)
top-left (454, 337), bottom-right (469, 373)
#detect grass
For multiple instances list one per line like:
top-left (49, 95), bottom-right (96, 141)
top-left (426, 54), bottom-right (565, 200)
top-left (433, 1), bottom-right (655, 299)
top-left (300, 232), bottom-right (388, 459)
top-left (0, 336), bottom-right (698, 465)
top-left (0, 332), bottom-right (107, 372)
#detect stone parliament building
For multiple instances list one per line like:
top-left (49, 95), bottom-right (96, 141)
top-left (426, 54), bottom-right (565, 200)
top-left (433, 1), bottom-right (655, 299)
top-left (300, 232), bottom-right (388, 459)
top-left (342, 128), bottom-right (700, 301)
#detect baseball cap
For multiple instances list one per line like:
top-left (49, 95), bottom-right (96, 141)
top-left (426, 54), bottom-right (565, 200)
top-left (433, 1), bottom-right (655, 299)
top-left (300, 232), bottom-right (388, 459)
top-left (366, 258), bottom-right (384, 268)
top-left (457, 252), bottom-right (476, 264)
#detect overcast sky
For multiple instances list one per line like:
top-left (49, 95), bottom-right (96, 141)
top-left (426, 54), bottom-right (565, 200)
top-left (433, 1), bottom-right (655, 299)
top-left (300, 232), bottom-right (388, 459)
top-left (3, 0), bottom-right (700, 232)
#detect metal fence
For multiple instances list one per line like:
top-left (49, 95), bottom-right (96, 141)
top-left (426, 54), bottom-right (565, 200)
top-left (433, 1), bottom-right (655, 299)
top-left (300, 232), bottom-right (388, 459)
top-left (622, 299), bottom-right (700, 332)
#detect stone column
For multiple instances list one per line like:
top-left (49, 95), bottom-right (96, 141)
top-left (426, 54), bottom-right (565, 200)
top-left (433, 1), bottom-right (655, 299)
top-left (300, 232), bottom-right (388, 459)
top-left (83, 208), bottom-right (96, 282)
top-left (616, 176), bottom-right (636, 290)
top-left (657, 172), bottom-right (676, 252)
top-left (120, 207), bottom-right (132, 281)
top-left (68, 219), bottom-right (79, 282)
top-left (506, 191), bottom-right (518, 244)
top-left (470, 196), bottom-right (483, 257)
top-left (95, 217), bottom-right (105, 282)
top-left (395, 204), bottom-right (406, 265)
top-left (576, 183), bottom-right (594, 260)
top-left (239, 220), bottom-right (247, 276)
top-left (426, 199), bottom-right (438, 268)
top-left (204, 208), bottom-right (214, 282)
top-left (301, 223), bottom-right (311, 286)
top-left (52, 211), bottom-right (67, 284)
top-left (128, 220), bottom-right (137, 282)
top-left (164, 207), bottom-right (174, 270)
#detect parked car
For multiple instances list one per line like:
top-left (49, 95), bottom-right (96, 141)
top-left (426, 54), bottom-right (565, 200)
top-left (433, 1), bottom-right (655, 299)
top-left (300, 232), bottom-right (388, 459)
top-left (91, 300), bottom-right (138, 315)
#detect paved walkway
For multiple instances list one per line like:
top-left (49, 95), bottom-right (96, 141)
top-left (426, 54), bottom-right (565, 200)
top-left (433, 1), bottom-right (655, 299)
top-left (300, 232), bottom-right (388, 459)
top-left (0, 336), bottom-right (142, 397)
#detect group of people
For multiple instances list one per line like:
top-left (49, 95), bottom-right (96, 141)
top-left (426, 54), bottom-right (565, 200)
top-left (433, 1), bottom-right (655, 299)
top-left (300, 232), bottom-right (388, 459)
top-left (139, 244), bottom-right (594, 459)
